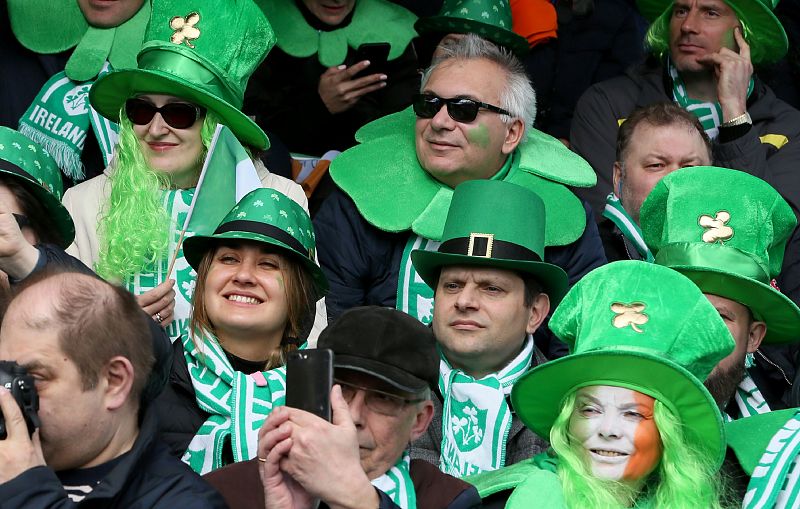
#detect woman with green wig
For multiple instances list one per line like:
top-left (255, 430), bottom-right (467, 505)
top-left (469, 261), bottom-right (737, 508)
top-left (61, 0), bottom-right (314, 342)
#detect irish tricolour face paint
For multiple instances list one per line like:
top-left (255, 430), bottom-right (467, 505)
top-left (569, 385), bottom-right (663, 483)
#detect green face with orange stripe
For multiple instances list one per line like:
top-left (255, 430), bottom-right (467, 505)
top-left (569, 385), bottom-right (663, 483)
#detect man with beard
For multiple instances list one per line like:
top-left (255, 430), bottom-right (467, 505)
top-left (641, 165), bottom-right (800, 419)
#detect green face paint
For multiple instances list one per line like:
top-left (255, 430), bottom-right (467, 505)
top-left (467, 123), bottom-right (491, 148)
top-left (276, 275), bottom-right (285, 290)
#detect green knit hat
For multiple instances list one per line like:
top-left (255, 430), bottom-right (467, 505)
top-left (0, 127), bottom-right (74, 248)
top-left (415, 0), bottom-right (529, 56)
top-left (641, 166), bottom-right (800, 344)
top-left (411, 180), bottom-right (567, 303)
top-left (183, 188), bottom-right (328, 295)
top-left (512, 261), bottom-right (733, 467)
top-left (90, 0), bottom-right (274, 149)
top-left (637, 0), bottom-right (788, 63)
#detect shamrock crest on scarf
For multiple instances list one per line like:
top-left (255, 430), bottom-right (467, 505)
top-left (699, 211), bottom-right (734, 244)
top-left (450, 400), bottom-right (488, 451)
top-left (611, 302), bottom-right (648, 333)
top-left (170, 12), bottom-right (201, 47)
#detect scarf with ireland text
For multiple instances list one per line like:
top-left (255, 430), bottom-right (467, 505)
top-left (371, 452), bottom-right (416, 509)
top-left (602, 193), bottom-right (653, 262)
top-left (669, 57), bottom-right (754, 141)
top-left (744, 410), bottom-right (800, 509)
top-left (439, 337), bottom-right (534, 477)
top-left (181, 332), bottom-right (290, 474)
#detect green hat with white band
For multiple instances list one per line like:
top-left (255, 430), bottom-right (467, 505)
top-left (512, 261), bottom-right (734, 467)
top-left (90, 0), bottom-right (274, 149)
top-left (183, 188), bottom-right (327, 295)
top-left (641, 166), bottom-right (800, 344)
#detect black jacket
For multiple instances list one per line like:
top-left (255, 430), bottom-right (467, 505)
top-left (597, 218), bottom-right (644, 263)
top-left (0, 409), bottom-right (226, 508)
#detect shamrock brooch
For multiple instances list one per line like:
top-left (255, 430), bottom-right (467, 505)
top-left (170, 12), bottom-right (201, 48)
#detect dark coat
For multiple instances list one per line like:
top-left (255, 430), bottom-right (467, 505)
top-left (0, 409), bottom-right (226, 508)
top-left (597, 218), bottom-right (643, 263)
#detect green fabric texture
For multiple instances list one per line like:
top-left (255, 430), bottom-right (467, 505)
top-left (726, 408), bottom-right (799, 475)
top-left (0, 127), bottom-right (74, 247)
top-left (411, 180), bottom-right (568, 303)
top-left (637, 0), bottom-right (788, 63)
top-left (641, 166), bottom-right (800, 343)
top-left (512, 261), bottom-right (733, 468)
top-left (332, 107), bottom-right (595, 246)
top-left (465, 456), bottom-right (551, 497)
top-left (183, 188), bottom-right (327, 293)
top-left (415, 0), bottom-right (529, 56)
top-left (257, 0), bottom-right (417, 66)
top-left (90, 0), bottom-right (275, 149)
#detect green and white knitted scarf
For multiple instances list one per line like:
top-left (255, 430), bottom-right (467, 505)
top-left (372, 452), bottom-right (416, 509)
top-left (669, 57), bottom-right (753, 141)
top-left (439, 338), bottom-right (534, 477)
top-left (181, 332), bottom-right (289, 474)
top-left (744, 410), bottom-right (800, 509)
top-left (602, 193), bottom-right (653, 262)
top-left (397, 234), bottom-right (441, 325)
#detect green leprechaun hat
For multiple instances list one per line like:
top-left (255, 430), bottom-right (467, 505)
top-left (90, 0), bottom-right (274, 149)
top-left (0, 127), bottom-right (74, 248)
top-left (411, 180), bottom-right (568, 303)
top-left (183, 188), bottom-right (328, 295)
top-left (415, 0), bottom-right (529, 56)
top-left (641, 166), bottom-right (800, 344)
top-left (637, 0), bottom-right (787, 64)
top-left (513, 261), bottom-right (734, 467)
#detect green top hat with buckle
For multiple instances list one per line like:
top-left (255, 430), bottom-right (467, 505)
top-left (637, 0), bottom-right (787, 63)
top-left (90, 0), bottom-right (275, 149)
top-left (415, 0), bottom-right (529, 56)
top-left (0, 127), bottom-right (74, 248)
top-left (411, 179), bottom-right (568, 304)
top-left (641, 166), bottom-right (800, 344)
top-left (512, 261), bottom-right (734, 467)
top-left (183, 188), bottom-right (328, 295)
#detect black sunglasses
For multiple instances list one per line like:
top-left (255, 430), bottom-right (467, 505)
top-left (412, 93), bottom-right (511, 123)
top-left (124, 98), bottom-right (205, 130)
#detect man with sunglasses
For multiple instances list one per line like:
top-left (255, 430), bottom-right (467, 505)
top-left (204, 306), bottom-right (481, 509)
top-left (314, 35), bottom-right (605, 359)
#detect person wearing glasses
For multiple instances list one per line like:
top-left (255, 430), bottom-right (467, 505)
top-left (60, 0), bottom-right (308, 343)
top-left (313, 34), bottom-right (605, 359)
top-left (204, 306), bottom-right (482, 509)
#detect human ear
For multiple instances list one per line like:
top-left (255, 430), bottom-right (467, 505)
top-left (526, 292), bottom-right (551, 335)
top-left (613, 162), bottom-right (623, 197)
top-left (501, 118), bottom-right (525, 154)
top-left (747, 321), bottom-right (766, 353)
top-left (408, 400), bottom-right (434, 442)
top-left (102, 356), bottom-right (136, 411)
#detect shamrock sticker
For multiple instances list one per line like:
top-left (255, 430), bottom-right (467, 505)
top-left (169, 12), bottom-right (201, 48)
top-left (611, 302), bottom-right (649, 333)
top-left (253, 200), bottom-right (264, 207)
top-left (699, 211), bottom-right (734, 244)
top-left (271, 193), bottom-right (280, 201)
top-left (27, 145), bottom-right (36, 152)
top-left (237, 211), bottom-right (247, 218)
top-left (12, 142), bottom-right (21, 150)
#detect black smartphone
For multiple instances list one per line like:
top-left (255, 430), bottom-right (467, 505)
top-left (352, 42), bottom-right (391, 78)
top-left (285, 349), bottom-right (333, 421)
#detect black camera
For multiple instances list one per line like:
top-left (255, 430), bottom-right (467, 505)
top-left (0, 361), bottom-right (40, 439)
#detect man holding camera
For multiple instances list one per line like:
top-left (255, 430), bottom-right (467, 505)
top-left (205, 306), bottom-right (481, 509)
top-left (0, 270), bottom-right (225, 508)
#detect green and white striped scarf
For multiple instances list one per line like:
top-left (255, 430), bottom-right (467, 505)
top-left (397, 234), bottom-right (440, 325)
top-left (439, 337), bottom-right (534, 477)
top-left (725, 365), bottom-right (771, 423)
top-left (181, 332), bottom-right (289, 474)
top-left (744, 410), bottom-right (800, 509)
top-left (669, 57), bottom-right (753, 141)
top-left (372, 451), bottom-right (416, 509)
top-left (602, 193), bottom-right (654, 262)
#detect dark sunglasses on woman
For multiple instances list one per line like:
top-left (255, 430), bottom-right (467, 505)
top-left (412, 93), bottom-right (511, 123)
top-left (124, 98), bottom-right (205, 130)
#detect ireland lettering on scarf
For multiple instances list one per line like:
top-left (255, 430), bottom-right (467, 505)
top-left (18, 62), bottom-right (119, 181)
top-left (371, 452), bottom-right (417, 509)
top-left (397, 234), bottom-right (441, 324)
top-left (744, 411), bottom-right (800, 509)
top-left (439, 338), bottom-right (534, 477)
top-left (602, 193), bottom-right (653, 262)
top-left (181, 332), bottom-right (291, 474)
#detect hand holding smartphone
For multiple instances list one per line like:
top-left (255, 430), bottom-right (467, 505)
top-left (285, 349), bottom-right (333, 422)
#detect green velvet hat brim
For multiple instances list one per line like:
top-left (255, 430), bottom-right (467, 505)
top-left (0, 165), bottom-right (74, 249)
top-left (411, 250), bottom-right (568, 306)
top-left (89, 69), bottom-right (269, 150)
top-left (671, 266), bottom-right (800, 344)
top-left (183, 230), bottom-right (328, 295)
top-left (415, 17), bottom-right (529, 56)
top-left (512, 348), bottom-right (725, 468)
top-left (636, 0), bottom-right (788, 63)
top-left (726, 408), bottom-right (800, 476)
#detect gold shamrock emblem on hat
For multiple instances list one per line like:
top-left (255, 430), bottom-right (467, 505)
top-left (170, 12), bottom-right (201, 48)
top-left (699, 211), bottom-right (733, 244)
top-left (611, 302), bottom-right (648, 333)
